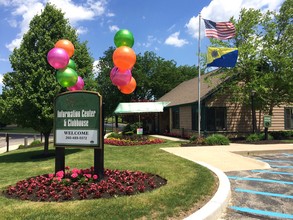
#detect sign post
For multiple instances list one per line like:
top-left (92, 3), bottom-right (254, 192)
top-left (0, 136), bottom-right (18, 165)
top-left (54, 91), bottom-right (103, 177)
top-left (263, 115), bottom-right (272, 128)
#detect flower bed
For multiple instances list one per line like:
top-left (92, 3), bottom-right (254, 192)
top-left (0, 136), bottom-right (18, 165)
top-left (105, 136), bottom-right (165, 146)
top-left (3, 167), bottom-right (167, 202)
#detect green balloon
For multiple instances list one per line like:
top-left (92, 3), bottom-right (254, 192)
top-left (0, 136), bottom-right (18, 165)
top-left (67, 59), bottom-right (76, 70)
top-left (56, 67), bottom-right (78, 87)
top-left (114, 29), bottom-right (134, 48)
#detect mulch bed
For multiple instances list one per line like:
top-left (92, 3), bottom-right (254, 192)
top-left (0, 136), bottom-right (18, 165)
top-left (231, 139), bottom-right (289, 145)
top-left (181, 139), bottom-right (289, 147)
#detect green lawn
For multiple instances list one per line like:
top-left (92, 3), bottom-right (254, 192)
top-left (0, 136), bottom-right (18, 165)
top-left (0, 141), bottom-right (216, 220)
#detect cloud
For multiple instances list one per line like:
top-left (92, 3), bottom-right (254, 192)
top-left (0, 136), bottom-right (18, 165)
top-left (0, 57), bottom-right (9, 62)
top-left (48, 0), bottom-right (106, 24)
top-left (164, 32), bottom-right (188, 48)
top-left (0, 74), bottom-right (3, 88)
top-left (107, 12), bottom-right (115, 17)
top-left (1, 0), bottom-right (109, 51)
top-left (7, 19), bottom-right (18, 28)
top-left (186, 0), bottom-right (285, 39)
top-left (92, 60), bottom-right (100, 76)
top-left (76, 26), bottom-right (88, 35)
top-left (109, 25), bottom-right (119, 32)
top-left (167, 24), bottom-right (176, 32)
top-left (6, 38), bottom-right (22, 52)
top-left (141, 35), bottom-right (160, 48)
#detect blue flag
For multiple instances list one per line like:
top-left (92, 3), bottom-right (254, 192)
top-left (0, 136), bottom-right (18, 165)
top-left (207, 47), bottom-right (238, 67)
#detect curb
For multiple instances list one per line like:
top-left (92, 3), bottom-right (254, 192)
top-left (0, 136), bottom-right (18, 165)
top-left (233, 149), bottom-right (293, 156)
top-left (184, 161), bottom-right (231, 220)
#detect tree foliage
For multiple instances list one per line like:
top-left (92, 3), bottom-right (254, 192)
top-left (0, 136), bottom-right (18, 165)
top-left (210, 0), bottom-right (292, 116)
top-left (96, 48), bottom-right (197, 117)
top-left (2, 3), bottom-right (94, 154)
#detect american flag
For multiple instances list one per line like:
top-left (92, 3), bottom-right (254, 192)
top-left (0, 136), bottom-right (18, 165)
top-left (203, 19), bottom-right (236, 40)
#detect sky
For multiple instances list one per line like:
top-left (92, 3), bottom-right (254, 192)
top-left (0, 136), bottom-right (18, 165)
top-left (0, 0), bottom-right (285, 93)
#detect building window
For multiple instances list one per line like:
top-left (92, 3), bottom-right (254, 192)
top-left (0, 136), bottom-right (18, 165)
top-left (206, 107), bottom-right (226, 131)
top-left (172, 107), bottom-right (180, 129)
top-left (285, 108), bottom-right (293, 130)
top-left (192, 105), bottom-right (198, 130)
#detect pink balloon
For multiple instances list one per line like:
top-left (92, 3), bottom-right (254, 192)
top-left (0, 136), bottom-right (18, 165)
top-left (47, 48), bottom-right (69, 69)
top-left (110, 66), bottom-right (132, 87)
top-left (67, 76), bottom-right (84, 91)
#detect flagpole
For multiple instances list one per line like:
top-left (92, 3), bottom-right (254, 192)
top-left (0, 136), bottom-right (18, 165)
top-left (198, 13), bottom-right (201, 137)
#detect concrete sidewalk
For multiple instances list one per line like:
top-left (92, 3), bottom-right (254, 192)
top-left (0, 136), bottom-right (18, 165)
top-left (162, 143), bottom-right (293, 172)
top-left (153, 134), bottom-right (293, 171)
top-left (0, 144), bottom-right (20, 154)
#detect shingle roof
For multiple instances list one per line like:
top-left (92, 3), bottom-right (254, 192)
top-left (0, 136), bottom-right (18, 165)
top-left (158, 70), bottom-right (225, 107)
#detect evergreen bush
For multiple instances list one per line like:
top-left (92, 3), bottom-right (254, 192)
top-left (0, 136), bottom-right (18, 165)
top-left (246, 133), bottom-right (274, 142)
top-left (205, 134), bottom-right (230, 145)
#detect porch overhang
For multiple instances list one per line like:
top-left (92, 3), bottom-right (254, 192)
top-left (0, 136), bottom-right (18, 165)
top-left (114, 102), bottom-right (170, 114)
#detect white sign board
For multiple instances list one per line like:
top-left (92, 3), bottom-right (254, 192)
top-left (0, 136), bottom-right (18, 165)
top-left (55, 130), bottom-right (98, 145)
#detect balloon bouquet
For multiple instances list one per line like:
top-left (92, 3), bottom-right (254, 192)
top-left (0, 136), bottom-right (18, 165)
top-left (47, 39), bottom-right (84, 91)
top-left (111, 29), bottom-right (137, 94)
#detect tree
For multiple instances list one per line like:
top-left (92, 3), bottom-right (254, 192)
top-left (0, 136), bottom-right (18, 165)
top-left (209, 0), bottom-right (293, 135)
top-left (96, 48), bottom-right (196, 117)
top-left (0, 94), bottom-right (10, 128)
top-left (136, 52), bottom-right (197, 100)
top-left (2, 3), bottom-right (94, 154)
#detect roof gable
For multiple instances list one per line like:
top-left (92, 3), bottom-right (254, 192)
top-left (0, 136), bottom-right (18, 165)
top-left (158, 70), bottom-right (225, 107)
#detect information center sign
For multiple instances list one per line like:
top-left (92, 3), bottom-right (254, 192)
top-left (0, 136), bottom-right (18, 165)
top-left (54, 91), bottom-right (102, 148)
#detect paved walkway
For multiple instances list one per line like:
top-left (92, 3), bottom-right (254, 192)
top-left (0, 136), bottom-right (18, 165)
top-left (154, 135), bottom-right (293, 220)
top-left (162, 143), bottom-right (293, 172)
top-left (151, 135), bottom-right (293, 171)
top-left (0, 136), bottom-right (54, 154)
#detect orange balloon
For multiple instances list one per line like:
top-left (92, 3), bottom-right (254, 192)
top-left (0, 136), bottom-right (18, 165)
top-left (113, 46), bottom-right (136, 71)
top-left (55, 39), bottom-right (75, 57)
top-left (119, 77), bottom-right (136, 94)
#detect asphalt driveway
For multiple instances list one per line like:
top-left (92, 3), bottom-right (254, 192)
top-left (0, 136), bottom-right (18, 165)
top-left (221, 153), bottom-right (293, 219)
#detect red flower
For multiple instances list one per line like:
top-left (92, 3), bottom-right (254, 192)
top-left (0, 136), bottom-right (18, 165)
top-left (71, 173), bottom-right (78, 178)
top-left (83, 174), bottom-right (92, 179)
top-left (56, 171), bottom-right (64, 179)
top-left (3, 167), bottom-right (167, 202)
top-left (93, 175), bottom-right (98, 180)
top-left (72, 168), bottom-right (81, 174)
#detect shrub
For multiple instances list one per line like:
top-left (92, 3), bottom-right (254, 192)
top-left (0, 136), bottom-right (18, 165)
top-left (189, 135), bottom-right (197, 143)
top-left (122, 122), bottom-right (142, 135)
top-left (107, 132), bottom-right (122, 139)
top-left (205, 134), bottom-right (230, 145)
top-left (189, 135), bottom-right (205, 145)
top-left (269, 131), bottom-right (293, 140)
top-left (259, 133), bottom-right (274, 140)
top-left (246, 133), bottom-right (260, 142)
top-left (246, 133), bottom-right (274, 142)
top-left (30, 139), bottom-right (42, 147)
top-left (124, 131), bottom-right (134, 136)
